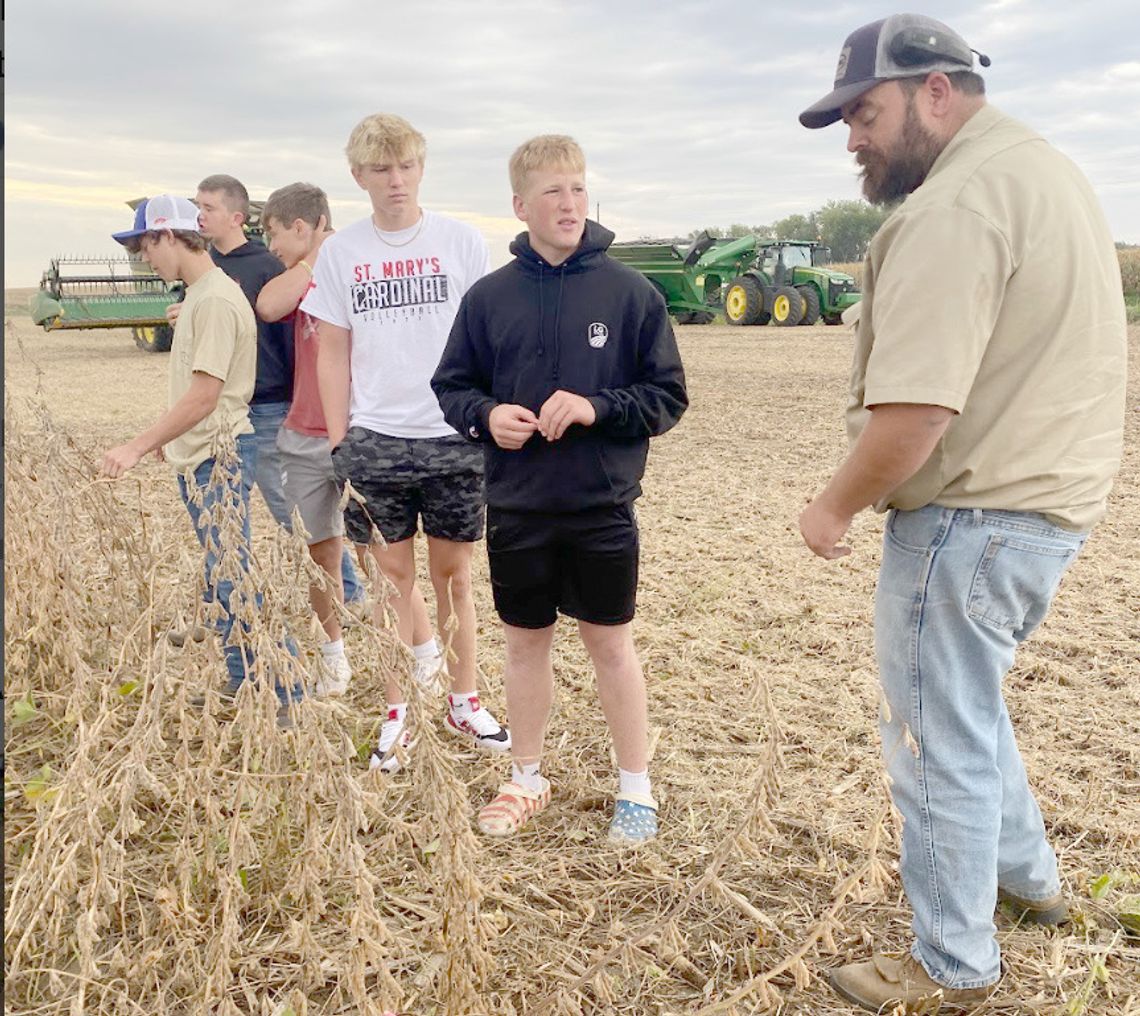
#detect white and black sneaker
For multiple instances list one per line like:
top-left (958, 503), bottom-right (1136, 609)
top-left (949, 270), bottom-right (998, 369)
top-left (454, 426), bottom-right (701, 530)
top-left (369, 708), bottom-right (411, 773)
top-left (444, 698), bottom-right (511, 753)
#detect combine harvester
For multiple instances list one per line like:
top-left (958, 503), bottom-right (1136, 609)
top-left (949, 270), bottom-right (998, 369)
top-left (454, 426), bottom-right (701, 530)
top-left (609, 232), bottom-right (860, 327)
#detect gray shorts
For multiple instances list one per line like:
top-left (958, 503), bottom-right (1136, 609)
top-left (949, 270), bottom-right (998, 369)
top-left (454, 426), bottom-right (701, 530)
top-left (276, 427), bottom-right (344, 545)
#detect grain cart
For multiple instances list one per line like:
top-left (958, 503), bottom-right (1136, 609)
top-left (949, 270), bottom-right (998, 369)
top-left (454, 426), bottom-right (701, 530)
top-left (28, 197), bottom-right (268, 352)
top-left (608, 233), bottom-right (727, 323)
top-left (609, 233), bottom-right (860, 327)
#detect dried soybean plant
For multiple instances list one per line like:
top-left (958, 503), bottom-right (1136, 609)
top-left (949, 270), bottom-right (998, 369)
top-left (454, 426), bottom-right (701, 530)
top-left (3, 399), bottom-right (414, 1015)
top-left (405, 615), bottom-right (494, 1013)
top-left (342, 515), bottom-right (495, 1014)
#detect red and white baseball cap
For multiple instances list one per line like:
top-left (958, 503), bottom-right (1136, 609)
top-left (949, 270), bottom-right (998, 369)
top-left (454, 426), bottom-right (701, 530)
top-left (112, 194), bottom-right (202, 245)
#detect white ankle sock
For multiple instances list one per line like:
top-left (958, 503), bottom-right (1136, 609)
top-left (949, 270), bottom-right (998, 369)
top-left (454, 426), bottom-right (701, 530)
top-left (413, 637), bottom-right (440, 661)
top-left (320, 638), bottom-right (345, 660)
top-left (448, 691), bottom-right (480, 721)
top-left (618, 768), bottom-right (652, 799)
top-left (512, 760), bottom-right (543, 792)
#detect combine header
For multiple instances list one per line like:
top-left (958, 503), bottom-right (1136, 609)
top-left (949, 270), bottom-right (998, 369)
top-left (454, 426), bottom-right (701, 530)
top-left (29, 255), bottom-right (180, 352)
top-left (27, 195), bottom-right (268, 353)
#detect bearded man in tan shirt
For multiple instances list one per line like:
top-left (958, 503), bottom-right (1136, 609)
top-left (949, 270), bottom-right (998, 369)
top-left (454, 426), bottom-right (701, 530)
top-left (797, 14), bottom-right (1127, 1013)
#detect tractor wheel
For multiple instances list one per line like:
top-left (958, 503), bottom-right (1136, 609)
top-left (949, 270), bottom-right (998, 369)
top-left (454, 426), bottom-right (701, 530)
top-left (771, 286), bottom-right (805, 327)
top-left (724, 276), bottom-right (764, 326)
top-left (676, 311), bottom-right (714, 325)
top-left (133, 324), bottom-right (174, 352)
top-left (796, 285), bottom-right (821, 325)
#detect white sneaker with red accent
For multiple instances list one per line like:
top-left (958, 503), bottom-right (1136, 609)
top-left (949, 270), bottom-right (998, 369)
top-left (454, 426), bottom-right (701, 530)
top-left (369, 708), bottom-right (411, 773)
top-left (444, 697), bottom-right (511, 753)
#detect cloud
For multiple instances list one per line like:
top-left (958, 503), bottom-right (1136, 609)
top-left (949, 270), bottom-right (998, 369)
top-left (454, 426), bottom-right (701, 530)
top-left (6, 0), bottom-right (1140, 287)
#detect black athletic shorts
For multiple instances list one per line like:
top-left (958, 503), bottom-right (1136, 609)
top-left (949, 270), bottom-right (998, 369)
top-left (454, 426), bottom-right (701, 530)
top-left (486, 503), bottom-right (639, 629)
top-left (331, 427), bottom-right (485, 544)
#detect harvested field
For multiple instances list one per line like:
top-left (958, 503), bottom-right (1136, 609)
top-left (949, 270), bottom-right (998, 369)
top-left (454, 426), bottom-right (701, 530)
top-left (5, 288), bottom-right (1139, 1016)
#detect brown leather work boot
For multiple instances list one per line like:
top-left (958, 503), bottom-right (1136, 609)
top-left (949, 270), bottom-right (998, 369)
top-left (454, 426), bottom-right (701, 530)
top-left (997, 887), bottom-right (1070, 926)
top-left (829, 952), bottom-right (995, 1013)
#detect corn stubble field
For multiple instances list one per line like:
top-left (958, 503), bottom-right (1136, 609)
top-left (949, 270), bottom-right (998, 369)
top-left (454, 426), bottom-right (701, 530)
top-left (4, 292), bottom-right (1139, 1016)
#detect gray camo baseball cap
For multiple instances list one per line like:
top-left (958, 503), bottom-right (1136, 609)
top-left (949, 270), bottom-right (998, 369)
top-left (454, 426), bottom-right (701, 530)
top-left (800, 14), bottom-right (984, 129)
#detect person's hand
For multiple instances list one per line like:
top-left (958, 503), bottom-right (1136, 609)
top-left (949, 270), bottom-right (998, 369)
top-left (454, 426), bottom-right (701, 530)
top-left (537, 390), bottom-right (595, 441)
top-left (799, 496), bottom-right (854, 560)
top-left (101, 440), bottom-right (145, 479)
top-left (327, 422), bottom-right (348, 451)
top-left (165, 302), bottom-right (182, 325)
top-left (488, 404), bottom-right (539, 450)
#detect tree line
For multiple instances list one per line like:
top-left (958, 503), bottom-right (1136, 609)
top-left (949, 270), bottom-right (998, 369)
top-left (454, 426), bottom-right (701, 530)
top-left (686, 199), bottom-right (895, 263)
top-left (682, 204), bottom-right (1137, 268)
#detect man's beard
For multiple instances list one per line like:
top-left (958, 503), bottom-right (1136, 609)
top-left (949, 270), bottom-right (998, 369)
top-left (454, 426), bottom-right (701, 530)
top-left (858, 99), bottom-right (946, 205)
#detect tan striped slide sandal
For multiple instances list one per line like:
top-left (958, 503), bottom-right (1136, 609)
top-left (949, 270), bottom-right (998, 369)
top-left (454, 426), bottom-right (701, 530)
top-left (477, 778), bottom-right (552, 837)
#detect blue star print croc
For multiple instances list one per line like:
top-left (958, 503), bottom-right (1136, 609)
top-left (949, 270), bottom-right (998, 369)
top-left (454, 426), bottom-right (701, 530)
top-left (608, 792), bottom-right (658, 845)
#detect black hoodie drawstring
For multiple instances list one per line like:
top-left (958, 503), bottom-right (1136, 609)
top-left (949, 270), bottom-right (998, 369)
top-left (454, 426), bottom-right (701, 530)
top-left (537, 263), bottom-right (545, 356)
top-left (508, 221), bottom-right (615, 372)
top-left (552, 266), bottom-right (566, 382)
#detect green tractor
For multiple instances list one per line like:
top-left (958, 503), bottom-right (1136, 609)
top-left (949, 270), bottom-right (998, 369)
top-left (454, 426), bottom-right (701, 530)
top-left (722, 239), bottom-right (859, 326)
top-left (608, 233), bottom-right (859, 327)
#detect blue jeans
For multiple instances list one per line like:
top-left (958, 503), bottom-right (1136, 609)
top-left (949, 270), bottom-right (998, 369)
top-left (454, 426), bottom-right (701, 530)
top-left (178, 433), bottom-right (301, 704)
top-left (249, 399), bottom-right (364, 604)
top-left (876, 505), bottom-right (1086, 988)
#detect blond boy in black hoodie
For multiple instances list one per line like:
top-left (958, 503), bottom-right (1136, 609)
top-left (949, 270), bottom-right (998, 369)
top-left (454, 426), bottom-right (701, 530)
top-left (433, 135), bottom-right (687, 843)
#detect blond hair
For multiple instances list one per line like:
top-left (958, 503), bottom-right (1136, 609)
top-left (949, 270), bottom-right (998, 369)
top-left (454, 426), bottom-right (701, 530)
top-left (345, 113), bottom-right (426, 170)
top-left (509, 135), bottom-right (586, 196)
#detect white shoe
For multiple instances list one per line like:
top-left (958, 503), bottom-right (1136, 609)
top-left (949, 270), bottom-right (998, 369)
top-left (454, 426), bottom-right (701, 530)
top-left (342, 596), bottom-right (370, 627)
top-left (314, 654), bottom-right (352, 698)
top-left (412, 651), bottom-right (444, 687)
top-left (369, 710), bottom-right (411, 773)
top-left (444, 700), bottom-right (512, 753)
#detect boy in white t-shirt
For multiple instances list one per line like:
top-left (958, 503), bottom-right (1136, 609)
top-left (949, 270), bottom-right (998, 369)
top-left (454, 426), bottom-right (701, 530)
top-left (302, 113), bottom-right (509, 771)
top-left (257, 181), bottom-right (443, 701)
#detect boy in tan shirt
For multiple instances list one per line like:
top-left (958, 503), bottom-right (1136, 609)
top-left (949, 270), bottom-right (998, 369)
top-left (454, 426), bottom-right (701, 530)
top-left (102, 195), bottom-right (300, 719)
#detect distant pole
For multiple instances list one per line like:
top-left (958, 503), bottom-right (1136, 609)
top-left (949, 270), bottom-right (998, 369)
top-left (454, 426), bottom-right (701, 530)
top-left (596, 202), bottom-right (600, 222)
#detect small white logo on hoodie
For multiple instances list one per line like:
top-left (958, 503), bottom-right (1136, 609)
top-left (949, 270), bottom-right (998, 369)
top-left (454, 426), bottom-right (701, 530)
top-left (588, 322), bottom-right (609, 348)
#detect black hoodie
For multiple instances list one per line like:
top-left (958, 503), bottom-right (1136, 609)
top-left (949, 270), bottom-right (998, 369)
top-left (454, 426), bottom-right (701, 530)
top-left (211, 241), bottom-right (293, 404)
top-left (432, 220), bottom-right (687, 513)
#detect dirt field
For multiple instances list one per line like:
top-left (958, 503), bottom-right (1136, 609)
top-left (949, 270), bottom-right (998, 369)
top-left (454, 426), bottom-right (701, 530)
top-left (5, 288), bottom-right (1139, 1015)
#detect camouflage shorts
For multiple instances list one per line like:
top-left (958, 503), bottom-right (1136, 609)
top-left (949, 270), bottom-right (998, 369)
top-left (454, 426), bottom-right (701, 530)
top-left (330, 427), bottom-right (485, 544)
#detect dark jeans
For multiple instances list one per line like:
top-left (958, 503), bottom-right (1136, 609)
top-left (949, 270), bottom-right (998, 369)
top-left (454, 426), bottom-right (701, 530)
top-left (177, 432), bottom-right (301, 703)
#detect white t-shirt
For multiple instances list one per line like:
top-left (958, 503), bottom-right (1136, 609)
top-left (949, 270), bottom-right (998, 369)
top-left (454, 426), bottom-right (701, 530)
top-left (301, 210), bottom-right (490, 438)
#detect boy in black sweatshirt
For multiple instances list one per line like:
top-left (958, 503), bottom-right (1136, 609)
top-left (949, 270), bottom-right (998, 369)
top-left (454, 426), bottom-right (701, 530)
top-left (432, 135), bottom-right (687, 843)
top-left (192, 175), bottom-right (366, 614)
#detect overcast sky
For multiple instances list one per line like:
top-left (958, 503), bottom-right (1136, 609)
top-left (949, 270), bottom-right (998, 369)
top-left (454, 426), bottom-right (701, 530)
top-left (6, 0), bottom-right (1139, 287)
